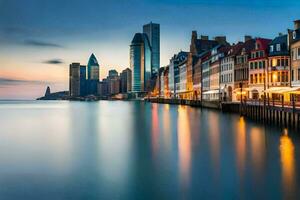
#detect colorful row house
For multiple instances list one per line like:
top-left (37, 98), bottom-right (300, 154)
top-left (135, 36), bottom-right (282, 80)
top-left (154, 19), bottom-right (300, 103)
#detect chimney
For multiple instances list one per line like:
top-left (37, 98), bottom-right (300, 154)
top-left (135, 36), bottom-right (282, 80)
top-left (244, 35), bottom-right (252, 42)
top-left (214, 36), bottom-right (227, 45)
top-left (190, 31), bottom-right (198, 55)
top-left (200, 35), bottom-right (209, 40)
top-left (278, 32), bottom-right (283, 36)
top-left (294, 20), bottom-right (300, 30)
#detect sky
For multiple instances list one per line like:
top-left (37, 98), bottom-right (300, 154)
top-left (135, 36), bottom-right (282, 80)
top-left (0, 0), bottom-right (299, 99)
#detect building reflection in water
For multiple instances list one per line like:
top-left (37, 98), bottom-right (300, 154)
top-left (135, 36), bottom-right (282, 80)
top-left (151, 103), bottom-right (160, 156)
top-left (208, 111), bottom-right (220, 177)
top-left (177, 106), bottom-right (192, 188)
top-left (162, 104), bottom-right (171, 149)
top-left (279, 129), bottom-right (296, 199)
top-left (250, 127), bottom-right (266, 178)
top-left (235, 117), bottom-right (246, 180)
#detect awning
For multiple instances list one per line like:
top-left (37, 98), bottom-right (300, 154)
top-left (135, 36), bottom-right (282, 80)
top-left (203, 90), bottom-right (220, 95)
top-left (263, 87), bottom-right (300, 94)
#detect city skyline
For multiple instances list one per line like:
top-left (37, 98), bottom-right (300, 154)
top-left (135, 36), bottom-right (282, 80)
top-left (1, 0), bottom-right (300, 99)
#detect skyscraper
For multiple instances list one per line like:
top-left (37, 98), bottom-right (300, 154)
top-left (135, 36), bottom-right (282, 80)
top-left (120, 68), bottom-right (132, 93)
top-left (130, 33), bottom-right (151, 93)
top-left (143, 22), bottom-right (160, 75)
top-left (80, 65), bottom-right (87, 96)
top-left (87, 53), bottom-right (99, 80)
top-left (69, 63), bottom-right (81, 97)
top-left (87, 53), bottom-right (100, 95)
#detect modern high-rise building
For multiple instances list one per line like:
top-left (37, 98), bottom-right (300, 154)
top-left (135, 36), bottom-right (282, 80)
top-left (87, 53), bottom-right (100, 95)
top-left (120, 68), bottom-right (132, 93)
top-left (130, 33), bottom-right (152, 93)
top-left (87, 53), bottom-right (100, 80)
top-left (80, 65), bottom-right (87, 96)
top-left (69, 63), bottom-right (81, 97)
top-left (143, 22), bottom-right (160, 75)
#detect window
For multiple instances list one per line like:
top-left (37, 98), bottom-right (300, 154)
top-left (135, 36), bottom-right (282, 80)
top-left (250, 74), bottom-right (253, 84)
top-left (259, 61), bottom-right (262, 69)
top-left (276, 44), bottom-right (281, 51)
top-left (298, 68), bottom-right (300, 81)
top-left (293, 31), bottom-right (296, 40)
top-left (270, 45), bottom-right (274, 52)
top-left (250, 62), bottom-right (253, 69)
top-left (255, 62), bottom-right (258, 69)
top-left (277, 59), bottom-right (280, 66)
top-left (292, 70), bottom-right (294, 81)
top-left (298, 48), bottom-right (300, 58)
top-left (292, 49), bottom-right (296, 60)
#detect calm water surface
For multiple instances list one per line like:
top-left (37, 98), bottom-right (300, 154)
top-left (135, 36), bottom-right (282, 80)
top-left (0, 100), bottom-right (299, 199)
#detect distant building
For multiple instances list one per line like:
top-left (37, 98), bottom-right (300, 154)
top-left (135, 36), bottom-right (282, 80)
top-left (97, 79), bottom-right (108, 97)
top-left (69, 63), bottom-right (81, 97)
top-left (120, 68), bottom-right (132, 93)
top-left (130, 33), bottom-right (152, 93)
top-left (80, 65), bottom-right (87, 96)
top-left (87, 53), bottom-right (100, 95)
top-left (168, 51), bottom-right (188, 98)
top-left (107, 70), bottom-right (120, 95)
top-left (143, 22), bottom-right (160, 75)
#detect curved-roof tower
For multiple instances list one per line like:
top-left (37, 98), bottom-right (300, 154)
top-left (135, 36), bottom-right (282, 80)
top-left (87, 53), bottom-right (99, 81)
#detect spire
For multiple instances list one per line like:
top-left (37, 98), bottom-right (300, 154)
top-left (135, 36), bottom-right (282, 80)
top-left (88, 53), bottom-right (99, 66)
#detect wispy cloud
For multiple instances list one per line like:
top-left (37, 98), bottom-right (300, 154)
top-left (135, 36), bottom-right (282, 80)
top-left (42, 59), bottom-right (64, 65)
top-left (0, 77), bottom-right (50, 86)
top-left (23, 40), bottom-right (64, 48)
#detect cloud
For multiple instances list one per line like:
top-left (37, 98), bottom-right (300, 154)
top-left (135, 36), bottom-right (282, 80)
top-left (42, 59), bottom-right (64, 65)
top-left (0, 77), bottom-right (50, 86)
top-left (23, 40), bottom-right (64, 48)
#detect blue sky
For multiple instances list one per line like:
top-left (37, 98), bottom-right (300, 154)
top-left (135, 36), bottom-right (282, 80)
top-left (0, 0), bottom-right (299, 99)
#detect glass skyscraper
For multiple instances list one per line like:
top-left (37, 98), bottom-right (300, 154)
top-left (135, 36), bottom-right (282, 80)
top-left (130, 33), bottom-right (151, 93)
top-left (87, 53), bottom-right (99, 81)
top-left (87, 53), bottom-right (99, 95)
top-left (143, 22), bottom-right (160, 76)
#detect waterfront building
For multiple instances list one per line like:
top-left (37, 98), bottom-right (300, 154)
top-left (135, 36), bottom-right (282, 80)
top-left (159, 67), bottom-right (165, 97)
top-left (203, 45), bottom-right (230, 101)
top-left (234, 37), bottom-right (256, 101)
top-left (143, 22), bottom-right (160, 75)
top-left (120, 68), bottom-right (132, 93)
top-left (107, 70), bottom-right (120, 95)
top-left (87, 53), bottom-right (100, 80)
top-left (97, 79), bottom-right (108, 97)
top-left (220, 42), bottom-right (243, 101)
top-left (289, 20), bottom-right (300, 88)
top-left (87, 53), bottom-right (100, 95)
top-left (80, 65), bottom-right (87, 96)
top-left (130, 33), bottom-right (152, 93)
top-left (201, 54), bottom-right (211, 100)
top-left (193, 51), bottom-right (210, 100)
top-left (163, 66), bottom-right (170, 98)
top-left (187, 31), bottom-right (224, 99)
top-left (266, 34), bottom-right (290, 101)
top-left (69, 63), bottom-right (81, 97)
top-left (168, 51), bottom-right (188, 98)
top-left (248, 38), bottom-right (272, 99)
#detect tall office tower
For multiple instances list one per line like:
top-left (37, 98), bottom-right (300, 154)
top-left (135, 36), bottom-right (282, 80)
top-left (69, 63), bottom-right (81, 97)
top-left (120, 68), bottom-right (132, 93)
top-left (87, 53), bottom-right (100, 95)
top-left (79, 65), bottom-right (87, 96)
top-left (143, 22), bottom-right (160, 76)
top-left (87, 53), bottom-right (99, 80)
top-left (130, 33), bottom-right (151, 93)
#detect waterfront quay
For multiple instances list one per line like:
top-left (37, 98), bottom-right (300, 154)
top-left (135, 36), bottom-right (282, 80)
top-left (147, 97), bottom-right (300, 129)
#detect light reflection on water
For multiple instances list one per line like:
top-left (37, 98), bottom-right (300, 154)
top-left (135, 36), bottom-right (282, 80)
top-left (0, 101), bottom-right (299, 199)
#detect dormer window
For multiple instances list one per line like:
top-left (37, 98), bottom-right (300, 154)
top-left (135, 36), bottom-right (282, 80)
top-left (255, 43), bottom-right (260, 49)
top-left (293, 31), bottom-right (297, 40)
top-left (276, 44), bottom-right (281, 51)
top-left (270, 45), bottom-right (274, 52)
